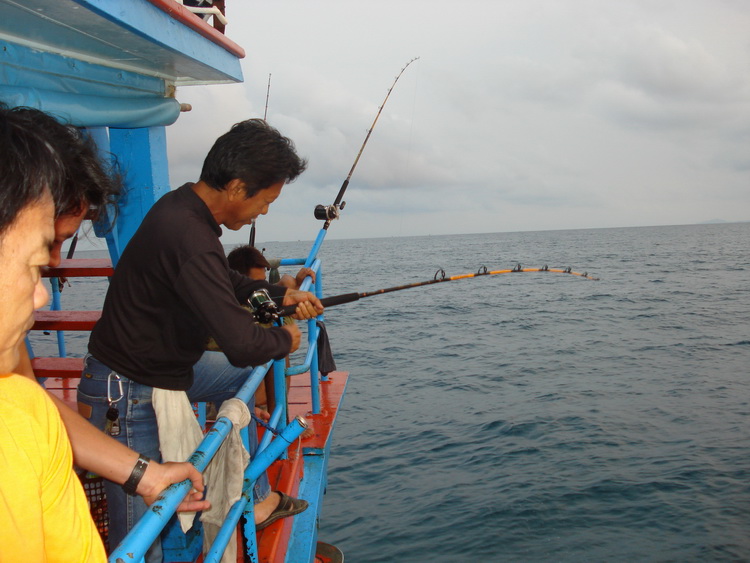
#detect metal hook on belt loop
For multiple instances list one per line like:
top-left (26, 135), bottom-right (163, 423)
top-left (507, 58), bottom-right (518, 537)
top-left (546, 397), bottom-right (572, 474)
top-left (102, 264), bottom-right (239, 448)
top-left (107, 372), bottom-right (124, 404)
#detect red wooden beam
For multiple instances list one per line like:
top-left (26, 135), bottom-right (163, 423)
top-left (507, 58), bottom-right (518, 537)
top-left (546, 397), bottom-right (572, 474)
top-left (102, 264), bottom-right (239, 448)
top-left (33, 310), bottom-right (101, 331)
top-left (31, 357), bottom-right (85, 379)
top-left (43, 259), bottom-right (113, 278)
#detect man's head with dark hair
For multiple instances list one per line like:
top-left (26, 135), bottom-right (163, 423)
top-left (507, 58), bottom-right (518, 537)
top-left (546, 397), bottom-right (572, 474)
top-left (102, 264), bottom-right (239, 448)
top-left (0, 110), bottom-right (57, 371)
top-left (8, 107), bottom-right (120, 220)
top-left (199, 118), bottom-right (307, 197)
top-left (227, 245), bottom-right (270, 276)
top-left (0, 108), bottom-right (62, 237)
top-left (2, 106), bottom-right (121, 266)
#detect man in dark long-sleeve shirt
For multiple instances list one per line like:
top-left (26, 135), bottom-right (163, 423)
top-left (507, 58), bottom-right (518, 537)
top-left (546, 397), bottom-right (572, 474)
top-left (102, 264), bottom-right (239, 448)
top-left (79, 119), bottom-right (322, 559)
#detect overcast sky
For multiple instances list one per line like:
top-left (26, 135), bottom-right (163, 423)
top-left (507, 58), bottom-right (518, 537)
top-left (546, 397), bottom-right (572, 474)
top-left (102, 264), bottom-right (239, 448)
top-left (165, 0), bottom-right (750, 244)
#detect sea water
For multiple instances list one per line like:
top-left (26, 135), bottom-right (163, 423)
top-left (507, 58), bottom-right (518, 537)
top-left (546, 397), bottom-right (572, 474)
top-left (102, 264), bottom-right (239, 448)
top-left (29, 223), bottom-right (750, 562)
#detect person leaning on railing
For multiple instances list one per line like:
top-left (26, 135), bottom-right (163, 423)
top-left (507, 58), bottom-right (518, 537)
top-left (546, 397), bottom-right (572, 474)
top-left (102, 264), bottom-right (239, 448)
top-left (4, 107), bottom-right (211, 540)
top-left (222, 243), bottom-right (315, 411)
top-left (79, 118), bottom-right (323, 561)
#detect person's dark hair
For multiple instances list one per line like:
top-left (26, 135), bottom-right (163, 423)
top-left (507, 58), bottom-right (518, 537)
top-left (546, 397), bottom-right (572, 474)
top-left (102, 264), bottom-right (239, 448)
top-left (200, 118), bottom-right (307, 197)
top-left (8, 107), bottom-right (120, 220)
top-left (0, 107), bottom-right (63, 237)
top-left (227, 244), bottom-right (271, 274)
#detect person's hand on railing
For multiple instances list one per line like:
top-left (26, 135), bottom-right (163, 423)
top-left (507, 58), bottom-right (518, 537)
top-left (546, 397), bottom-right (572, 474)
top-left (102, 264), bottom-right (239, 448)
top-left (293, 267), bottom-right (316, 289)
top-left (282, 289), bottom-right (324, 320)
top-left (138, 460), bottom-right (211, 513)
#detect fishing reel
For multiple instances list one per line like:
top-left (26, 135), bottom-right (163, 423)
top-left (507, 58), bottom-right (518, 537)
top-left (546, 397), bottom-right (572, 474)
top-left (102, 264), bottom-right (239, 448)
top-left (248, 289), bottom-right (280, 324)
top-left (314, 202), bottom-right (345, 222)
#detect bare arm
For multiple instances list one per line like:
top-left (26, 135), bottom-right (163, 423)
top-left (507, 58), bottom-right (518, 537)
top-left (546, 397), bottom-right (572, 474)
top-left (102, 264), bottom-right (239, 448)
top-left (50, 394), bottom-right (209, 510)
top-left (16, 341), bottom-right (210, 512)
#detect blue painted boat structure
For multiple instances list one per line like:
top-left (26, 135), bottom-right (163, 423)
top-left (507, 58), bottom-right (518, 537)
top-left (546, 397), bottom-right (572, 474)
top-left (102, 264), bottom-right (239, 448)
top-left (0, 1), bottom-right (347, 561)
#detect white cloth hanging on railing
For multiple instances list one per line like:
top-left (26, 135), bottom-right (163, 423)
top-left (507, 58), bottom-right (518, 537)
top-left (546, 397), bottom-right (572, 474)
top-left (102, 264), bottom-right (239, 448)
top-left (200, 398), bottom-right (251, 563)
top-left (153, 388), bottom-right (203, 532)
top-left (153, 390), bottom-right (251, 563)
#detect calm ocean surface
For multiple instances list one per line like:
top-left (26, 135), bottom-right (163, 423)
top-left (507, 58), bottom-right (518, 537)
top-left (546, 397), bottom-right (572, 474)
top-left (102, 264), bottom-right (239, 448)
top-left (31, 223), bottom-right (750, 562)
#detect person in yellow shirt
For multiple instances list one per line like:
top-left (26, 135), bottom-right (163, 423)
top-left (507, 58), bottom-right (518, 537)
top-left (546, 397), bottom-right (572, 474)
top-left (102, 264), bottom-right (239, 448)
top-left (6, 106), bottom-right (211, 527)
top-left (0, 110), bottom-right (106, 561)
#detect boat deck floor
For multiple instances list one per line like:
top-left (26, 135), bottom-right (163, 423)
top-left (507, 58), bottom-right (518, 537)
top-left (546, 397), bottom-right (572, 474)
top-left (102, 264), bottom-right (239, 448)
top-left (258, 371), bottom-right (348, 563)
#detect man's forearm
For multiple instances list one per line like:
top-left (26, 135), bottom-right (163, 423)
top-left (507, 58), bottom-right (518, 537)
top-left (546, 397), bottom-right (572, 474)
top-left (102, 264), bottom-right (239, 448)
top-left (49, 393), bottom-right (140, 484)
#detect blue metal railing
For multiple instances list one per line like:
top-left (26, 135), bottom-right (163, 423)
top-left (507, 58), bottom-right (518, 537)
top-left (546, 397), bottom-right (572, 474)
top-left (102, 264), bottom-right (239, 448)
top-left (109, 256), bottom-right (326, 562)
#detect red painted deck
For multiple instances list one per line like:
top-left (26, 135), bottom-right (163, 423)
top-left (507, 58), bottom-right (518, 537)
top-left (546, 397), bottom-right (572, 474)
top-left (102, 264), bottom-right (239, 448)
top-left (257, 371), bottom-right (348, 563)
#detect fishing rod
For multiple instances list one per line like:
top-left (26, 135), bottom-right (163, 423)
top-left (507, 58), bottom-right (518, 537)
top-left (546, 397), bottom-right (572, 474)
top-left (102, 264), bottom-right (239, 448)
top-left (263, 73), bottom-right (272, 121)
top-left (313, 57), bottom-right (420, 231)
top-left (249, 264), bottom-right (598, 323)
top-left (249, 73), bottom-right (273, 247)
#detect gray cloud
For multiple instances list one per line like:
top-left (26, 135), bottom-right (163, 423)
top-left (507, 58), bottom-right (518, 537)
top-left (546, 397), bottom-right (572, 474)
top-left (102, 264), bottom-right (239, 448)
top-left (166, 0), bottom-right (750, 242)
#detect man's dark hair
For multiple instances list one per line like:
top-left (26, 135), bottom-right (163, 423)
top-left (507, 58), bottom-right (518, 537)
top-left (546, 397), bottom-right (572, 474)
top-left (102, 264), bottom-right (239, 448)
top-left (8, 107), bottom-right (120, 220)
top-left (200, 118), bottom-right (307, 197)
top-left (227, 244), bottom-right (271, 274)
top-left (0, 108), bottom-right (63, 237)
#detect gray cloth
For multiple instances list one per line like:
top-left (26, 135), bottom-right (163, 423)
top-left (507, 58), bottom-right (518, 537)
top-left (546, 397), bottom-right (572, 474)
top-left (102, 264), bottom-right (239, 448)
top-left (200, 399), bottom-right (251, 563)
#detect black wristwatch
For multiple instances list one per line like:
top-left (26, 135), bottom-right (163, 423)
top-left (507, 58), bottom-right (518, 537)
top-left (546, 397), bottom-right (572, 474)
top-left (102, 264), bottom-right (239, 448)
top-left (122, 454), bottom-right (151, 496)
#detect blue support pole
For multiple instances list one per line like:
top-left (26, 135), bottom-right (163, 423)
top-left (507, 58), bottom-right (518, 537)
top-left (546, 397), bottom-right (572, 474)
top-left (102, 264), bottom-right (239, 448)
top-left (257, 406), bottom-right (284, 454)
top-left (107, 127), bottom-right (171, 254)
top-left (304, 228), bottom-right (328, 269)
top-left (272, 357), bottom-right (287, 457)
top-left (85, 127), bottom-right (124, 266)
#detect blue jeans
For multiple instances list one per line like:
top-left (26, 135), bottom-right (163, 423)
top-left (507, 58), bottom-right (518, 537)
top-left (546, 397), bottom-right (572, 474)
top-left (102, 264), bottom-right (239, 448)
top-left (77, 351), bottom-right (271, 561)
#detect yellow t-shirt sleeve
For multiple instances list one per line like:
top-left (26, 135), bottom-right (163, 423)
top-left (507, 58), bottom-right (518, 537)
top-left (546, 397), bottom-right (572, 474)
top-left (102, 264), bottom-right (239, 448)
top-left (0, 374), bottom-right (106, 562)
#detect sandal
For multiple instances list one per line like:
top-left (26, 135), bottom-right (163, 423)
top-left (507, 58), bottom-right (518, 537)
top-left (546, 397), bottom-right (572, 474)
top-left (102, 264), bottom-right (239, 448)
top-left (256, 491), bottom-right (309, 530)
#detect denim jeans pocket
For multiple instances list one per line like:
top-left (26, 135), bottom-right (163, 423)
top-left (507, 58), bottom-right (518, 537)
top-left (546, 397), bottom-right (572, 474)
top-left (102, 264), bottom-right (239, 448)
top-left (77, 369), bottom-right (111, 426)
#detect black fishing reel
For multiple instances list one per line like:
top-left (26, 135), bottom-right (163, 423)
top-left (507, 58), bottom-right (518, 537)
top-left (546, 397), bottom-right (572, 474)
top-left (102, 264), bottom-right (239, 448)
top-left (248, 289), bottom-right (280, 324)
top-left (314, 202), bottom-right (345, 221)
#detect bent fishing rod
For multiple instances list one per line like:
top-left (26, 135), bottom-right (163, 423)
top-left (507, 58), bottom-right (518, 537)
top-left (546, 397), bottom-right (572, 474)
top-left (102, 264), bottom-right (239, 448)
top-left (302, 57), bottom-right (419, 269)
top-left (249, 264), bottom-right (599, 323)
top-left (314, 57), bottom-right (419, 229)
